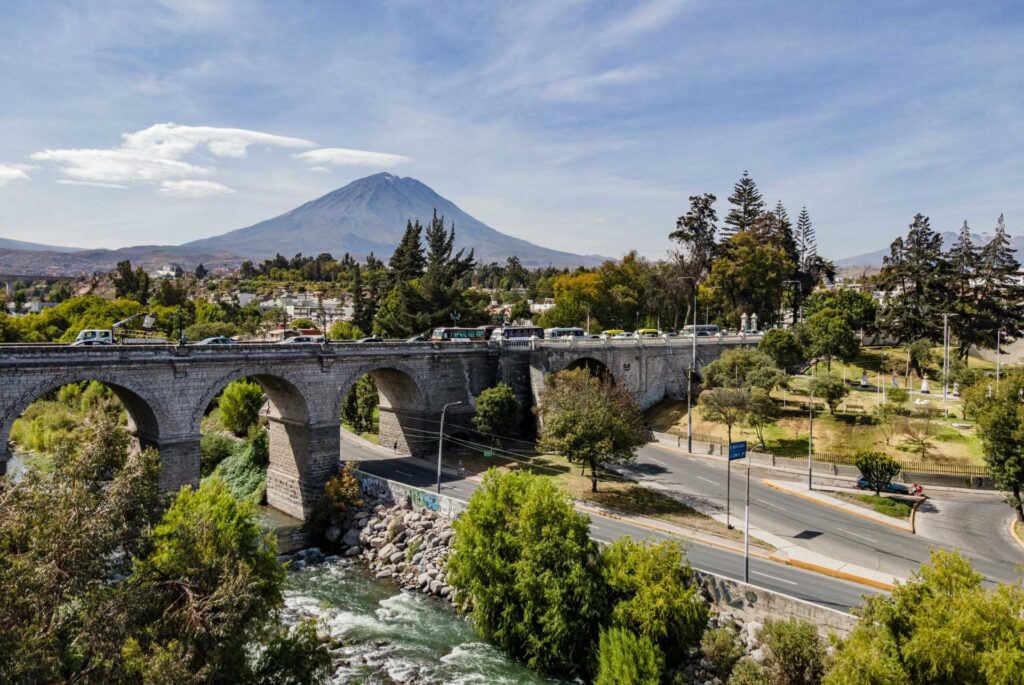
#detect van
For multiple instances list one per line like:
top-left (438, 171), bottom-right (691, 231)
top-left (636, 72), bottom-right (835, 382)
top-left (72, 329), bottom-right (114, 346)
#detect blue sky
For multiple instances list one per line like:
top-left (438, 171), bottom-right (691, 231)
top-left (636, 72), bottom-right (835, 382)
top-left (0, 0), bottom-right (1022, 260)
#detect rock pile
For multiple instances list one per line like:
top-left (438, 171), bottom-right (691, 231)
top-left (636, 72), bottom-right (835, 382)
top-left (325, 497), bottom-right (456, 601)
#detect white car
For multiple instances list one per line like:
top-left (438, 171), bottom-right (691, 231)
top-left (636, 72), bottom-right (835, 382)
top-left (72, 329), bottom-right (114, 346)
top-left (278, 335), bottom-right (325, 344)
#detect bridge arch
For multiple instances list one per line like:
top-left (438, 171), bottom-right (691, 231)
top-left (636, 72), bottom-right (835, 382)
top-left (335, 362), bottom-right (430, 457)
top-left (0, 372), bottom-right (163, 476)
top-left (193, 367), bottom-right (324, 519)
top-left (564, 356), bottom-right (614, 380)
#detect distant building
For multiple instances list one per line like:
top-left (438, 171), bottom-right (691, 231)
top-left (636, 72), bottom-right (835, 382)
top-left (150, 263), bottom-right (184, 279)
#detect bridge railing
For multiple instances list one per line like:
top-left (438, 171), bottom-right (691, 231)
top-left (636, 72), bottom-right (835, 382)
top-left (492, 333), bottom-right (763, 352)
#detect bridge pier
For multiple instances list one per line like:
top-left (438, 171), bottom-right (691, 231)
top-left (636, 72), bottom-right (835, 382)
top-left (265, 417), bottom-right (339, 520)
top-left (155, 435), bottom-right (202, 494)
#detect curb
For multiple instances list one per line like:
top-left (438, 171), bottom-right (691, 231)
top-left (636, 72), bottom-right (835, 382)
top-left (1010, 518), bottom-right (1024, 552)
top-left (781, 557), bottom-right (896, 591)
top-left (762, 480), bottom-right (914, 533)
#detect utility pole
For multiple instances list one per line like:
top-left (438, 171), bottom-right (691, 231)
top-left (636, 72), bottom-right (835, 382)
top-left (436, 401), bottom-right (462, 493)
top-left (744, 455), bottom-right (751, 583)
top-left (681, 277), bottom-right (698, 453)
top-left (808, 376), bottom-right (815, 491)
top-left (941, 313), bottom-right (951, 417)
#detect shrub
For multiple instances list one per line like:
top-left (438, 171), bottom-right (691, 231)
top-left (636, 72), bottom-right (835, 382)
top-left (472, 383), bottom-right (521, 443)
top-left (728, 657), bottom-right (767, 685)
top-left (206, 429), bottom-right (269, 504)
top-left (702, 626), bottom-right (745, 679)
top-left (219, 379), bottom-right (265, 436)
top-left (595, 626), bottom-right (664, 685)
top-left (200, 432), bottom-right (238, 476)
top-left (853, 451), bottom-right (902, 496)
top-left (758, 618), bottom-right (827, 685)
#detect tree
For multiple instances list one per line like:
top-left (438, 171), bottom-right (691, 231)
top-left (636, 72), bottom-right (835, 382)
top-left (350, 264), bottom-right (374, 334)
top-left (112, 259), bottom-right (151, 304)
top-left (759, 328), bottom-right (807, 370)
top-left (706, 231), bottom-right (795, 329)
top-left (328, 320), bottom-right (364, 340)
top-left (907, 338), bottom-right (935, 379)
top-left (854, 451), bottom-right (902, 496)
top-left (877, 214), bottom-right (949, 343)
top-left (702, 348), bottom-right (786, 391)
top-left (601, 538), bottom-right (708, 665)
top-left (537, 369), bottom-right (647, 492)
top-left (388, 220), bottom-right (426, 282)
top-left (194, 263), bottom-right (209, 279)
top-left (975, 377), bottom-right (1024, 523)
top-left (699, 387), bottom-right (750, 446)
top-left (341, 375), bottom-right (378, 434)
top-left (722, 171), bottom-right (765, 239)
top-left (508, 298), bottom-right (531, 323)
top-left (594, 627), bottom-right (663, 685)
top-left (747, 388), bottom-right (780, 450)
top-left (373, 280), bottom-right (426, 338)
top-left (804, 288), bottom-right (877, 332)
top-left (824, 549), bottom-right (1024, 685)
top-left (219, 379), bottom-right (265, 436)
top-left (805, 308), bottom-right (859, 370)
top-left (967, 215), bottom-right (1024, 357)
top-left (447, 470), bottom-right (606, 679)
top-left (795, 206), bottom-right (816, 269)
top-left (809, 372), bottom-right (847, 414)
top-left (0, 408), bottom-right (329, 684)
top-left (472, 383), bottom-right (521, 444)
top-left (421, 211), bottom-right (476, 324)
top-left (671, 193), bottom-right (719, 306)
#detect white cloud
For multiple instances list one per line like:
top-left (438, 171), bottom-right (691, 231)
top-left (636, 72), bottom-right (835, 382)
top-left (57, 179), bottom-right (129, 189)
top-left (32, 122), bottom-right (314, 188)
top-left (158, 180), bottom-right (235, 198)
top-left (294, 147), bottom-right (411, 168)
top-left (542, 66), bottom-right (656, 101)
top-left (0, 164), bottom-right (31, 186)
top-left (598, 0), bottom-right (694, 45)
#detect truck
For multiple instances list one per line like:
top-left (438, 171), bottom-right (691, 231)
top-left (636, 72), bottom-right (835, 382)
top-left (71, 313), bottom-right (169, 346)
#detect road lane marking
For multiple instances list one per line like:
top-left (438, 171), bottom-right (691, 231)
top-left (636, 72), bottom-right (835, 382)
top-left (395, 469), bottom-right (414, 477)
top-left (836, 527), bottom-right (877, 543)
top-left (753, 571), bottom-right (798, 586)
top-left (696, 476), bottom-right (718, 486)
top-left (759, 500), bottom-right (787, 511)
top-left (647, 458), bottom-right (666, 466)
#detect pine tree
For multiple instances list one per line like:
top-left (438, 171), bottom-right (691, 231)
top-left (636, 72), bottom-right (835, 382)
top-left (947, 221), bottom-right (978, 357)
top-left (422, 210), bottom-right (475, 325)
top-left (388, 220), bottom-right (425, 282)
top-left (722, 171), bottom-right (765, 239)
top-left (877, 214), bottom-right (950, 343)
top-left (795, 206), bottom-right (816, 268)
top-left (350, 263), bottom-right (373, 334)
top-left (970, 214), bottom-right (1023, 356)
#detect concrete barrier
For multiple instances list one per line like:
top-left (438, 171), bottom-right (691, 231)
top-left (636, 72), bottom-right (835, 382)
top-left (357, 472), bottom-right (467, 518)
top-left (696, 571), bottom-right (858, 638)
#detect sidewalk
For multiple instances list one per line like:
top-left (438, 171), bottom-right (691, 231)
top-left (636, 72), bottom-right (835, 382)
top-left (608, 465), bottom-right (900, 590)
top-left (763, 479), bottom-right (916, 532)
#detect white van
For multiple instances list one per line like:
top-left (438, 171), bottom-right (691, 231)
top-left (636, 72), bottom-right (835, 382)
top-left (72, 329), bottom-right (114, 346)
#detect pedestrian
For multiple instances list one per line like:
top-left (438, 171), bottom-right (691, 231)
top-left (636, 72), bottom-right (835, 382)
top-left (457, 459), bottom-right (465, 477)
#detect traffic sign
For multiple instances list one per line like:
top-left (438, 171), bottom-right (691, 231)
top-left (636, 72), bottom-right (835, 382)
top-left (728, 441), bottom-right (747, 461)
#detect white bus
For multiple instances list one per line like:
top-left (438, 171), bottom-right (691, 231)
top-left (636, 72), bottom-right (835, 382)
top-left (681, 324), bottom-right (720, 337)
top-left (544, 327), bottom-right (585, 339)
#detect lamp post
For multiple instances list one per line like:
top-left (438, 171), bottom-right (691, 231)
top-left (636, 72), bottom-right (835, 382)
top-left (941, 313), bottom-right (954, 416)
top-left (437, 401), bottom-right (462, 493)
top-left (807, 373), bottom-right (815, 490)
top-left (681, 277), bottom-right (699, 453)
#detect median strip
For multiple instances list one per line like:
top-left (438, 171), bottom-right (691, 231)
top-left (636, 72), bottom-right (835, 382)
top-left (763, 479), bottom-right (915, 532)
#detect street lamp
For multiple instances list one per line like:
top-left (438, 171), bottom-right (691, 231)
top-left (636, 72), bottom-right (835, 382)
top-left (941, 313), bottom-right (955, 417)
top-left (807, 373), bottom-right (815, 490)
top-left (680, 277), bottom-right (699, 453)
top-left (437, 401), bottom-right (463, 493)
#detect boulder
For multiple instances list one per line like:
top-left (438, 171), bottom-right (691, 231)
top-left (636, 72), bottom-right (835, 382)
top-left (342, 528), bottom-right (361, 547)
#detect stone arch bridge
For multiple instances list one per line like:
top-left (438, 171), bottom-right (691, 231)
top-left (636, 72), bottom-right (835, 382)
top-left (0, 335), bottom-right (760, 519)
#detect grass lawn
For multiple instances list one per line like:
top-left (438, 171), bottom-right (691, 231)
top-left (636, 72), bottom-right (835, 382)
top-left (833, 492), bottom-right (914, 519)
top-left (446, 447), bottom-right (762, 546)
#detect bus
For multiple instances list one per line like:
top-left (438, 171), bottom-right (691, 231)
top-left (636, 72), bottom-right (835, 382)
top-left (681, 324), bottom-right (720, 337)
top-left (493, 325), bottom-right (544, 340)
top-left (430, 327), bottom-right (488, 341)
top-left (544, 327), bottom-right (586, 339)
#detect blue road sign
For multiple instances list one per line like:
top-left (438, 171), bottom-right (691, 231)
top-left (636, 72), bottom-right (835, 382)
top-left (728, 441), bottom-right (747, 461)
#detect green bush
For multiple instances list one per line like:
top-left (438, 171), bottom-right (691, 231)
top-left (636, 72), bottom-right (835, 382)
top-left (602, 537), bottom-right (708, 665)
top-left (206, 429), bottom-right (269, 504)
top-left (595, 626), bottom-right (664, 685)
top-left (702, 626), bottom-right (745, 679)
top-left (219, 379), bottom-right (265, 436)
top-left (728, 657), bottom-right (767, 685)
top-left (758, 618), bottom-right (827, 685)
top-left (853, 451), bottom-right (901, 496)
top-left (471, 382), bottom-right (521, 443)
top-left (200, 432), bottom-right (238, 476)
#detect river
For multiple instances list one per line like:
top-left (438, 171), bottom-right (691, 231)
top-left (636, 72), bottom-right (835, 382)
top-left (282, 559), bottom-right (564, 685)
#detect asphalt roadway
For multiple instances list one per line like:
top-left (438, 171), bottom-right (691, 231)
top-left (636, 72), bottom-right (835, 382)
top-left (341, 433), bottom-right (879, 612)
top-left (622, 443), bottom-right (1024, 586)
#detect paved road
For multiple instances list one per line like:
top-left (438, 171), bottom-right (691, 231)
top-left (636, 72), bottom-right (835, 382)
top-left (622, 443), bottom-right (1024, 585)
top-left (340, 433), bottom-right (879, 612)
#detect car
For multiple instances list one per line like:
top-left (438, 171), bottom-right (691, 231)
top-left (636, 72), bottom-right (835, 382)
top-left (279, 335), bottom-right (325, 344)
top-left (357, 336), bottom-right (383, 343)
top-left (71, 329), bottom-right (115, 346)
top-left (406, 334), bottom-right (428, 342)
top-left (856, 477), bottom-right (909, 495)
top-left (196, 336), bottom-right (237, 345)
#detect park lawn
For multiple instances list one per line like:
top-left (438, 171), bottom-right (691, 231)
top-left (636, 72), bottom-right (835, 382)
top-left (833, 492), bottom-right (914, 519)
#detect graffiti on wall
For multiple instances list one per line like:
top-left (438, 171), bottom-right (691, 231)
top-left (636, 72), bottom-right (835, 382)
top-left (358, 473), bottom-right (466, 518)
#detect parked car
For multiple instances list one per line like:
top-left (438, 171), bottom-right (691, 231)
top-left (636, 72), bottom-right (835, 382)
top-left (278, 335), bottom-right (325, 344)
top-left (406, 334), bottom-right (428, 342)
top-left (357, 336), bottom-right (383, 343)
top-left (196, 336), bottom-right (237, 345)
top-left (856, 477), bottom-right (910, 495)
top-left (71, 329), bottom-right (114, 346)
